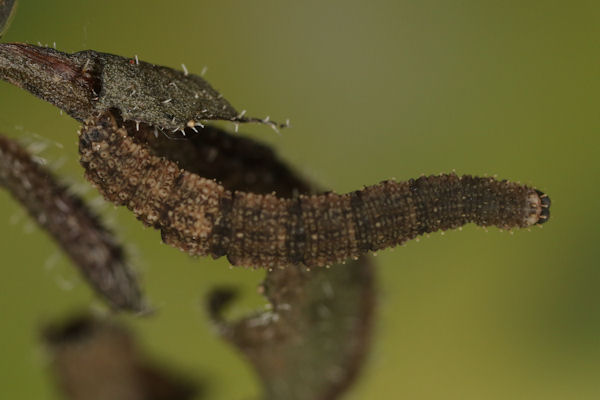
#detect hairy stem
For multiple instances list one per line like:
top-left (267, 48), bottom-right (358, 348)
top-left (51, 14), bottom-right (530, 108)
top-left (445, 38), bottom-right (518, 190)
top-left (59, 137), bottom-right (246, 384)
top-left (0, 134), bottom-right (143, 311)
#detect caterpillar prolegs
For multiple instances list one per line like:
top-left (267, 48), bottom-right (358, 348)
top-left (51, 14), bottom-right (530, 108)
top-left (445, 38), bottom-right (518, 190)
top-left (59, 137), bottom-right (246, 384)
top-left (80, 111), bottom-right (551, 269)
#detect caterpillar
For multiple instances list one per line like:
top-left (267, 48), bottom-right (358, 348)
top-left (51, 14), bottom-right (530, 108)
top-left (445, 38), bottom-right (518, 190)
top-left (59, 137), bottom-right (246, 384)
top-left (79, 110), bottom-right (550, 269)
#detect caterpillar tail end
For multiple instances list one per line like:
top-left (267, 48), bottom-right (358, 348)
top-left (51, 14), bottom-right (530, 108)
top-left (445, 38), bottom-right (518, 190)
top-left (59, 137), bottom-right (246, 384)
top-left (526, 189), bottom-right (551, 226)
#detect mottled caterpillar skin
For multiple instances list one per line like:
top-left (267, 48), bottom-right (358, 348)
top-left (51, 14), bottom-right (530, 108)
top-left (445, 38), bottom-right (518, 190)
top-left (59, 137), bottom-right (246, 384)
top-left (0, 135), bottom-right (143, 311)
top-left (80, 111), bottom-right (550, 269)
top-left (124, 118), bottom-right (312, 196)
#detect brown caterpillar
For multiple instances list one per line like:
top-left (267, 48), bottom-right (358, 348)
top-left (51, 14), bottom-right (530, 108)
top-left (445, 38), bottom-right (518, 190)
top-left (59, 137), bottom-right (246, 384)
top-left (79, 111), bottom-right (550, 269)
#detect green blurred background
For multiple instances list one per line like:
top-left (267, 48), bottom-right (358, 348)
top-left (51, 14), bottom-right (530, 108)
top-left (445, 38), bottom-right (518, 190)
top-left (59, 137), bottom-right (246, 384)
top-left (0, 1), bottom-right (598, 398)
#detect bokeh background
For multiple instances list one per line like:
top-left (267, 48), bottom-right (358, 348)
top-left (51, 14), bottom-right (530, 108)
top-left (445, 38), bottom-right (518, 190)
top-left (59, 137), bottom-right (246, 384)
top-left (0, 1), bottom-right (598, 399)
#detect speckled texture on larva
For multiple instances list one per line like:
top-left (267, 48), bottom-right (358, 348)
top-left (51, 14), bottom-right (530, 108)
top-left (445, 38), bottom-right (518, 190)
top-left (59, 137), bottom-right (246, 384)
top-left (126, 119), bottom-right (312, 196)
top-left (0, 135), bottom-right (143, 311)
top-left (79, 111), bottom-right (546, 269)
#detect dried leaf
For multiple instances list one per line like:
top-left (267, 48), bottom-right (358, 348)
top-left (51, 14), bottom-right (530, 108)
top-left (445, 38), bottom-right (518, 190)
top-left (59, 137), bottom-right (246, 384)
top-left (43, 315), bottom-right (199, 400)
top-left (0, 135), bottom-right (144, 311)
top-left (0, 43), bottom-right (283, 129)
